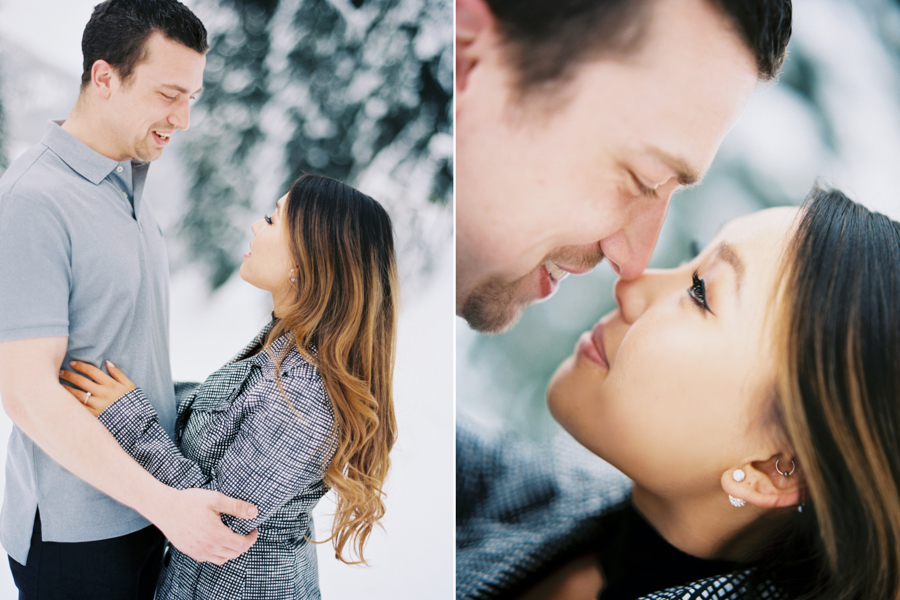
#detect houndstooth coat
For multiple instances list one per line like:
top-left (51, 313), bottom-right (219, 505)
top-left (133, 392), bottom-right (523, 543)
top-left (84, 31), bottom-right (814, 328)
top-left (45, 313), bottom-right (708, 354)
top-left (99, 319), bottom-right (337, 599)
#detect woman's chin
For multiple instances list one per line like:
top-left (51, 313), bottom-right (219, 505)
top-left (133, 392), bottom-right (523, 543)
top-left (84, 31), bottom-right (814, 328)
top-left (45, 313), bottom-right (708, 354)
top-left (238, 262), bottom-right (251, 284)
top-left (546, 355), bottom-right (579, 421)
top-left (547, 352), bottom-right (614, 439)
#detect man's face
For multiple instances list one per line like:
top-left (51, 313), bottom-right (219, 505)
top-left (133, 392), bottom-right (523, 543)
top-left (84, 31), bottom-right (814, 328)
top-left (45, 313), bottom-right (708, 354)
top-left (105, 32), bottom-right (206, 162)
top-left (456, 0), bottom-right (758, 333)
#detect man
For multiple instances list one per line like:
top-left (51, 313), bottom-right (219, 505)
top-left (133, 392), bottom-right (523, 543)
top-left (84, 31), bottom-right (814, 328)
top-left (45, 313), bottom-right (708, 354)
top-left (0, 1), bottom-right (259, 597)
top-left (456, 0), bottom-right (792, 333)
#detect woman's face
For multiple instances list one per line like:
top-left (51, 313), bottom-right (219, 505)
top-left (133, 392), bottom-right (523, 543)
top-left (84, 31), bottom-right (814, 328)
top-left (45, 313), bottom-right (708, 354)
top-left (547, 207), bottom-right (799, 497)
top-left (239, 193), bottom-right (295, 301)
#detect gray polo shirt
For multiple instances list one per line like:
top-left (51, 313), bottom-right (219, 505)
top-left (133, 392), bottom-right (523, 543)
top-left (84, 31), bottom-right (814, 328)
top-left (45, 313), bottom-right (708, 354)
top-left (0, 121), bottom-right (176, 563)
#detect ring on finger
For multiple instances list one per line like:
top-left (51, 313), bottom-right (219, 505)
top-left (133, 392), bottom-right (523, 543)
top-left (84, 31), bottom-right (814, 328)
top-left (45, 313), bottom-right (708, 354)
top-left (84, 391), bottom-right (91, 405)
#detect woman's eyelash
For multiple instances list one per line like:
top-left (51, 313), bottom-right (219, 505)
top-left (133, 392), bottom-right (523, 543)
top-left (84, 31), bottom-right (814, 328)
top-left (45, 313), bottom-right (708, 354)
top-left (264, 215), bottom-right (273, 225)
top-left (688, 270), bottom-right (713, 314)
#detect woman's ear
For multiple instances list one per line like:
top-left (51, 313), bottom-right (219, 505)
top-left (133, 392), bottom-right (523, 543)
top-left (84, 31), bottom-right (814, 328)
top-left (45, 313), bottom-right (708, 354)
top-left (457, 0), bottom-right (497, 94)
top-left (721, 454), bottom-right (802, 509)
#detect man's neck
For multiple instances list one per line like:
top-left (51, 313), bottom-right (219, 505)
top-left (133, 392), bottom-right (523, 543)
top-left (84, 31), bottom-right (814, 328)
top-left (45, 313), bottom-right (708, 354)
top-left (61, 104), bottom-right (129, 163)
top-left (630, 483), bottom-right (774, 561)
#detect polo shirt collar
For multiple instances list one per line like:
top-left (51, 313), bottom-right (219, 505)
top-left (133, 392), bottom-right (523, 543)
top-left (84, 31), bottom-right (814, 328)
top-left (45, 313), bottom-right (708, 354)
top-left (41, 121), bottom-right (121, 186)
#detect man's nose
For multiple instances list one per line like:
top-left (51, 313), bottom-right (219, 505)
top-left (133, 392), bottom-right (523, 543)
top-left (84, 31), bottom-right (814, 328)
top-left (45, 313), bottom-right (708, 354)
top-left (600, 194), bottom-right (671, 281)
top-left (169, 98), bottom-right (191, 131)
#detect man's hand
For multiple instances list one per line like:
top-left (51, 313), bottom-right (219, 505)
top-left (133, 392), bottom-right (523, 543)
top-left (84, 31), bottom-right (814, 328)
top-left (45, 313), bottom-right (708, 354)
top-left (0, 338), bottom-right (260, 566)
top-left (146, 487), bottom-right (259, 565)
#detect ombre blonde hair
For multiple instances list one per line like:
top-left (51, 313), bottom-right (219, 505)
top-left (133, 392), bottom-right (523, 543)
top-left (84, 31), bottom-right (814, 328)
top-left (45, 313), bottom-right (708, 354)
top-left (743, 188), bottom-right (900, 600)
top-left (262, 174), bottom-right (398, 564)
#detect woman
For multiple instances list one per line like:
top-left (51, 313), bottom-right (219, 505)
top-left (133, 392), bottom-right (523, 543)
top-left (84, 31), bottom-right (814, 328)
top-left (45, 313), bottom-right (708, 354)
top-left (59, 174), bottom-right (399, 599)
top-left (458, 187), bottom-right (900, 600)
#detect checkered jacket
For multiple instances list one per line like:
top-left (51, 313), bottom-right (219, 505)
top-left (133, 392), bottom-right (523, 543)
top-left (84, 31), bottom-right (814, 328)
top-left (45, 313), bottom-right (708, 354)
top-left (456, 419), bottom-right (786, 600)
top-left (99, 320), bottom-right (337, 599)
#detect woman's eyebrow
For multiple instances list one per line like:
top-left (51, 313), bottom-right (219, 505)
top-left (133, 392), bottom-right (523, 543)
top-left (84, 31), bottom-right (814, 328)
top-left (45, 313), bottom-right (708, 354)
top-left (714, 242), bottom-right (745, 294)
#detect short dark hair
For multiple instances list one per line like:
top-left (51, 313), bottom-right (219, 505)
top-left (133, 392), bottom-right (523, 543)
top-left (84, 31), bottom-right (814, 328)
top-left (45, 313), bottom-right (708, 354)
top-left (485, 0), bottom-right (792, 95)
top-left (80, 0), bottom-right (209, 88)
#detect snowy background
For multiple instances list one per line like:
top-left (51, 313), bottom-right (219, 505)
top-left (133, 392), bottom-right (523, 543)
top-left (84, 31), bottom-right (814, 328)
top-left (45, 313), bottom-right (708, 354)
top-left (458, 0), bottom-right (900, 440)
top-left (0, 0), bottom-right (453, 598)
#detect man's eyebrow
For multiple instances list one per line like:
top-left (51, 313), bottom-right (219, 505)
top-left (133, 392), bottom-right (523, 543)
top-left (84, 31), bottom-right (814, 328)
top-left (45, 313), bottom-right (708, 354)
top-left (714, 241), bottom-right (745, 294)
top-left (646, 146), bottom-right (702, 186)
top-left (160, 84), bottom-right (203, 95)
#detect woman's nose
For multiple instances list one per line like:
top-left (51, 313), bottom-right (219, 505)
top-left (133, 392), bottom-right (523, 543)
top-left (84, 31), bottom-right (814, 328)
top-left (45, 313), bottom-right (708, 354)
top-left (251, 220), bottom-right (262, 235)
top-left (614, 268), bottom-right (677, 324)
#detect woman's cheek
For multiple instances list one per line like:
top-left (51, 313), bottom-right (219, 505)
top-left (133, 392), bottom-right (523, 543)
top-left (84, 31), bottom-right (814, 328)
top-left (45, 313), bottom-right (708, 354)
top-left (606, 324), bottom-right (705, 423)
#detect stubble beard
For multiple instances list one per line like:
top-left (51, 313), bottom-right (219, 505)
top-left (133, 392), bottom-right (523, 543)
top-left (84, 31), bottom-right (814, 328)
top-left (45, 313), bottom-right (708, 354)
top-left (460, 274), bottom-right (529, 334)
top-left (133, 136), bottom-right (164, 162)
top-left (460, 245), bottom-right (604, 334)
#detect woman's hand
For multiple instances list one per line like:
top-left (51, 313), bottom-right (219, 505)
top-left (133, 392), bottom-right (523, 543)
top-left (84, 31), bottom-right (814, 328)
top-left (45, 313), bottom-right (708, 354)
top-left (59, 360), bottom-right (136, 417)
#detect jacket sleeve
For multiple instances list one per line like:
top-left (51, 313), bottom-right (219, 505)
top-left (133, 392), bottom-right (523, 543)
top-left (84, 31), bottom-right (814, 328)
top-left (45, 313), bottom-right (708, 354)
top-left (98, 374), bottom-right (336, 535)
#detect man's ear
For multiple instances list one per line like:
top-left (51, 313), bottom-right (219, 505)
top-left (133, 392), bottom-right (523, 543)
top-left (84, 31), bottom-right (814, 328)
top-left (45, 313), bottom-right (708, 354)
top-left (90, 60), bottom-right (115, 100)
top-left (456, 0), bottom-right (498, 94)
top-left (721, 454), bottom-right (802, 509)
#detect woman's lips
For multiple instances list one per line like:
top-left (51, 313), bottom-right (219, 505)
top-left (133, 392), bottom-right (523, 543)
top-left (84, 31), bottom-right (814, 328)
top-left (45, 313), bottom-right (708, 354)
top-left (576, 321), bottom-right (610, 369)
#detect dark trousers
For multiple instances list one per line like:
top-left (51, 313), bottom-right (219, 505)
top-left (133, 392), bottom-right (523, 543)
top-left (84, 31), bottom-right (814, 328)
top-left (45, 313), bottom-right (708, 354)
top-left (8, 511), bottom-right (165, 600)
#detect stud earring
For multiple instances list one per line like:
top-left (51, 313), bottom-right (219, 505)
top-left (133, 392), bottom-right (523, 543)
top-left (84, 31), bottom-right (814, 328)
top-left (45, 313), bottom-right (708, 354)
top-left (732, 469), bottom-right (745, 482)
top-left (290, 268), bottom-right (296, 283)
top-left (728, 495), bottom-right (746, 508)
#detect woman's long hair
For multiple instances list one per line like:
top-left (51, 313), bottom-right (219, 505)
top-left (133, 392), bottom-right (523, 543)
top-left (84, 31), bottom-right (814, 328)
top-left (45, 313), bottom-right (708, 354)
top-left (753, 187), bottom-right (900, 599)
top-left (263, 174), bottom-right (399, 564)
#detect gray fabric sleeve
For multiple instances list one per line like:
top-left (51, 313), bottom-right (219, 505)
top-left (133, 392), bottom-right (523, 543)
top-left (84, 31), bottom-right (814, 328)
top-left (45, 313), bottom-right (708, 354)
top-left (0, 191), bottom-right (71, 341)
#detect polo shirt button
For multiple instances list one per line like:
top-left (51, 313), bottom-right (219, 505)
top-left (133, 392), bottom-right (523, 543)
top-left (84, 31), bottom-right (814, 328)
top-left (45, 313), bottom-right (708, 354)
top-left (116, 166), bottom-right (123, 173)
top-left (123, 192), bottom-right (128, 198)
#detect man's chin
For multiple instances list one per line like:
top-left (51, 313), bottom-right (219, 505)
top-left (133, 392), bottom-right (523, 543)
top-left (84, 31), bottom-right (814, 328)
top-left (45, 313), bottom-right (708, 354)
top-left (134, 144), bottom-right (164, 162)
top-left (460, 291), bottom-right (526, 334)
